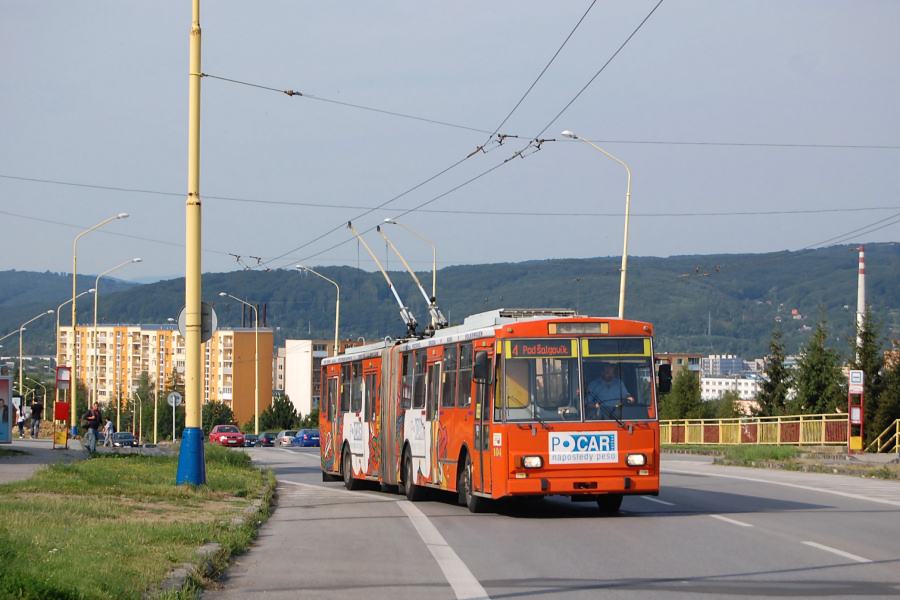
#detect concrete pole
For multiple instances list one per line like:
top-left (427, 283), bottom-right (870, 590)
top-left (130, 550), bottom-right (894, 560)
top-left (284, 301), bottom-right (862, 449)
top-left (856, 245), bottom-right (865, 359)
top-left (178, 0), bottom-right (206, 485)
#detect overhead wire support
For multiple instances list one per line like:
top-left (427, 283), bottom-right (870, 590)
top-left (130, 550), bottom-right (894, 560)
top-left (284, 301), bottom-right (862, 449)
top-left (347, 221), bottom-right (419, 337)
top-left (376, 225), bottom-right (448, 333)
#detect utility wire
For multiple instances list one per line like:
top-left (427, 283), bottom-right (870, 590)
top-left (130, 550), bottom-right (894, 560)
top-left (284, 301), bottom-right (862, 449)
top-left (203, 74), bottom-right (493, 135)
top-left (532, 0), bottom-right (666, 140)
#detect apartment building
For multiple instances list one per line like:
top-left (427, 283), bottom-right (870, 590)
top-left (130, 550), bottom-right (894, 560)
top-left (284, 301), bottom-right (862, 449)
top-left (58, 324), bottom-right (273, 427)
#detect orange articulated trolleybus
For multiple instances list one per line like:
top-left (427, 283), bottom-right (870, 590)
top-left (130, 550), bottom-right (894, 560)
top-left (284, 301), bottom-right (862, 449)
top-left (320, 308), bottom-right (671, 514)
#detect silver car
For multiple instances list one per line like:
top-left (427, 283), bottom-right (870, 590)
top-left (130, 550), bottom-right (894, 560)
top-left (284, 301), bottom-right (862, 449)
top-left (275, 430), bottom-right (298, 447)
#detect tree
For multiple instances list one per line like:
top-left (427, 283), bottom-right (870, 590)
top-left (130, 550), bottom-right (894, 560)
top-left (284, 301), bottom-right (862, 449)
top-left (202, 401), bottom-right (235, 437)
top-left (849, 309), bottom-right (886, 446)
top-left (791, 310), bottom-right (844, 414)
top-left (755, 326), bottom-right (791, 417)
top-left (658, 366), bottom-right (702, 420)
top-left (871, 340), bottom-right (900, 446)
top-left (715, 389), bottom-right (743, 418)
top-left (260, 393), bottom-right (297, 431)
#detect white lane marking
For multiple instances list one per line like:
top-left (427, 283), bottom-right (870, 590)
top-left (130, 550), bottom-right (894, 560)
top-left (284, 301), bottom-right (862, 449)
top-left (802, 541), bottom-right (872, 563)
top-left (663, 467), bottom-right (900, 507)
top-left (710, 514), bottom-right (753, 527)
top-left (641, 496), bottom-right (675, 506)
top-left (397, 501), bottom-right (490, 600)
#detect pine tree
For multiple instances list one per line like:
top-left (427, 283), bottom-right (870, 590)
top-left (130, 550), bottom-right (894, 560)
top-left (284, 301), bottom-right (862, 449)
top-left (791, 310), bottom-right (844, 414)
top-left (871, 341), bottom-right (900, 447)
top-left (260, 393), bottom-right (297, 431)
top-left (755, 327), bottom-right (791, 416)
top-left (658, 365), bottom-right (702, 419)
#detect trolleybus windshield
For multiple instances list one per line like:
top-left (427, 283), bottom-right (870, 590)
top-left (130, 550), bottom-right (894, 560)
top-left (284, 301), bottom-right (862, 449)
top-left (502, 337), bottom-right (656, 423)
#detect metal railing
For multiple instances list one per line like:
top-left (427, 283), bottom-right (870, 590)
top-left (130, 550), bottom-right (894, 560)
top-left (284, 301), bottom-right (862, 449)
top-left (865, 419), bottom-right (900, 454)
top-left (661, 413), bottom-right (849, 447)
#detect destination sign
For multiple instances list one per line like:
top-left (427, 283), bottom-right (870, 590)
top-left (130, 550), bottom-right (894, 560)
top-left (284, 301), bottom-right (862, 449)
top-left (506, 339), bottom-right (574, 359)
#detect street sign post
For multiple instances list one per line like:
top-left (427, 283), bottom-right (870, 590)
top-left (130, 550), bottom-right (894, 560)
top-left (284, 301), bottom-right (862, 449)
top-left (168, 392), bottom-right (183, 442)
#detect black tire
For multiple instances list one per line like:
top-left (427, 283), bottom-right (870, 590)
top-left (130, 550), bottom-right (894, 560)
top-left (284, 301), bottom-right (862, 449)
top-left (597, 493), bottom-right (623, 513)
top-left (459, 455), bottom-right (488, 513)
top-left (403, 451), bottom-right (427, 502)
top-left (342, 448), bottom-right (362, 491)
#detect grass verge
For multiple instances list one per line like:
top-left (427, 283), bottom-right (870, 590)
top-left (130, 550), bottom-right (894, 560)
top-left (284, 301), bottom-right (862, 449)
top-left (0, 444), bottom-right (273, 600)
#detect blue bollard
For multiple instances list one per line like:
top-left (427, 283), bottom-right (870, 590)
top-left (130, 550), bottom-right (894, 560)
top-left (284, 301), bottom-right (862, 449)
top-left (176, 427), bottom-right (207, 485)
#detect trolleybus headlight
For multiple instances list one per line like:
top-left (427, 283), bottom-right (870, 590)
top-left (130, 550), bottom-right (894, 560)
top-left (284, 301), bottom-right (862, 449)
top-left (626, 453), bottom-right (647, 467)
top-left (522, 456), bottom-right (543, 469)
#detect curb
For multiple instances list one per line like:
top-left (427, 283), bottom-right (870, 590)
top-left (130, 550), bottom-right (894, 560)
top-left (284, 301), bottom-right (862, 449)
top-left (149, 470), bottom-right (274, 599)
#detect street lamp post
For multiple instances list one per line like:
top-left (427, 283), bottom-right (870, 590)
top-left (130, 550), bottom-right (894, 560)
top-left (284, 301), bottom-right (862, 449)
top-left (295, 266), bottom-right (340, 357)
top-left (219, 292), bottom-right (259, 435)
top-left (562, 131), bottom-right (632, 320)
top-left (92, 258), bottom-right (142, 409)
top-left (19, 310), bottom-right (54, 400)
top-left (56, 289), bottom-right (95, 408)
top-left (71, 213), bottom-right (129, 435)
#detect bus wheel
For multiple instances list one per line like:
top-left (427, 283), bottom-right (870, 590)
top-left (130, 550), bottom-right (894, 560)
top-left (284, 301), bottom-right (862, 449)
top-left (597, 494), bottom-right (623, 513)
top-left (342, 448), bottom-right (362, 491)
top-left (403, 451), bottom-right (426, 502)
top-left (459, 455), bottom-right (488, 514)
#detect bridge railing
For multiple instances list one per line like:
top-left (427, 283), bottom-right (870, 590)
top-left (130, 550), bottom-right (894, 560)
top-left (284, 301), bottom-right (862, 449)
top-left (864, 419), bottom-right (900, 454)
top-left (660, 413), bottom-right (848, 447)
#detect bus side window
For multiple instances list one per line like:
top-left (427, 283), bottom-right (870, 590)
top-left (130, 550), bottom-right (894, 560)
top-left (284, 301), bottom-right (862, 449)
top-left (364, 373), bottom-right (377, 422)
top-left (400, 353), bottom-right (413, 410)
top-left (457, 343), bottom-right (473, 408)
top-left (426, 361), bottom-right (441, 421)
top-left (340, 363), bottom-right (351, 413)
top-left (350, 362), bottom-right (363, 413)
top-left (413, 350), bottom-right (427, 409)
top-left (442, 345), bottom-right (458, 408)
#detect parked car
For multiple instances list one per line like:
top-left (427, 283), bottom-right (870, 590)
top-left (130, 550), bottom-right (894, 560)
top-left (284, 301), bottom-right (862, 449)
top-left (111, 432), bottom-right (139, 448)
top-left (208, 424), bottom-right (244, 447)
top-left (292, 429), bottom-right (320, 447)
top-left (254, 432), bottom-right (276, 447)
top-left (243, 433), bottom-right (259, 447)
top-left (275, 430), bottom-right (298, 447)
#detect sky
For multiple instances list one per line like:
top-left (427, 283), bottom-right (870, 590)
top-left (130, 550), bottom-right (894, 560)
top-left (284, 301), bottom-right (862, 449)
top-left (2, 1), bottom-right (899, 283)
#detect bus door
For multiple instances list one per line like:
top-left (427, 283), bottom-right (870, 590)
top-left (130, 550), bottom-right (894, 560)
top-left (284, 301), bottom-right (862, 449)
top-left (472, 347), bottom-right (494, 495)
top-left (425, 354), bottom-right (442, 485)
top-left (324, 369), bottom-right (340, 473)
top-left (363, 367), bottom-right (379, 477)
top-left (379, 347), bottom-right (402, 486)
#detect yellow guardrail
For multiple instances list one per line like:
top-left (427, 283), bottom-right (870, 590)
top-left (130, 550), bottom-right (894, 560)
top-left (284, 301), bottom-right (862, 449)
top-left (865, 419), bottom-right (900, 454)
top-left (660, 413), bottom-right (849, 447)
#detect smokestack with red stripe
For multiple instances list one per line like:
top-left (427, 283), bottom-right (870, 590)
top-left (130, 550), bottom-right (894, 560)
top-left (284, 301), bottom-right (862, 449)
top-left (857, 245), bottom-right (865, 352)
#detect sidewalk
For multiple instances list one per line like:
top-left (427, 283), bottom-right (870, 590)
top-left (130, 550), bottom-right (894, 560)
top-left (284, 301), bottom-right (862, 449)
top-left (0, 437), bottom-right (89, 484)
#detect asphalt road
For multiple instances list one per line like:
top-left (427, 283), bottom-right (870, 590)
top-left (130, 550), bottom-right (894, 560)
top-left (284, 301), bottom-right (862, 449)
top-left (201, 449), bottom-right (900, 600)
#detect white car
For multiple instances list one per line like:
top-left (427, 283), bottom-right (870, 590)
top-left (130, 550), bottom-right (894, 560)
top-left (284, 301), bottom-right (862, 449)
top-left (275, 430), bottom-right (298, 447)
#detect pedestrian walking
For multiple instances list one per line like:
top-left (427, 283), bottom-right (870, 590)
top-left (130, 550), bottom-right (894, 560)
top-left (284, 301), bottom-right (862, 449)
top-left (16, 406), bottom-right (26, 438)
top-left (82, 402), bottom-right (103, 452)
top-left (30, 400), bottom-right (43, 438)
top-left (103, 418), bottom-right (114, 447)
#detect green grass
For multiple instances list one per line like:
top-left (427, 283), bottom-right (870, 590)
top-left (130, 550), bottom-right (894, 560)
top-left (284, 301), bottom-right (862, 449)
top-left (0, 445), bottom-right (272, 600)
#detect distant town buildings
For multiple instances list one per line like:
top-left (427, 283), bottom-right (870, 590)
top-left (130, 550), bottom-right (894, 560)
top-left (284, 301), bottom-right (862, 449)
top-left (58, 324), bottom-right (273, 426)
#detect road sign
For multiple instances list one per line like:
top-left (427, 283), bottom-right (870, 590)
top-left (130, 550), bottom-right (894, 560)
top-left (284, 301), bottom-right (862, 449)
top-left (849, 370), bottom-right (864, 394)
top-left (176, 302), bottom-right (218, 343)
top-left (167, 392), bottom-right (183, 408)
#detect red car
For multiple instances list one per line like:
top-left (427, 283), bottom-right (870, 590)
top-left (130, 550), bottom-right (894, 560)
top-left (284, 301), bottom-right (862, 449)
top-left (209, 425), bottom-right (244, 447)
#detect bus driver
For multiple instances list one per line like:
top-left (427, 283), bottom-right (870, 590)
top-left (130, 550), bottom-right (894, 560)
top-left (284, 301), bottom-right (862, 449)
top-left (586, 362), bottom-right (634, 418)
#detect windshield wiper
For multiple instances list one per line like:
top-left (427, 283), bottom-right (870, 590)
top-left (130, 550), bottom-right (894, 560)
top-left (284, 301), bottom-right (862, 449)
top-left (586, 390), bottom-right (627, 430)
top-left (510, 396), bottom-right (551, 430)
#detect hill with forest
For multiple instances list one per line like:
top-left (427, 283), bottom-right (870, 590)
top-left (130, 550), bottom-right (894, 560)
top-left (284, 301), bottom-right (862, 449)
top-left (3, 244), bottom-right (899, 361)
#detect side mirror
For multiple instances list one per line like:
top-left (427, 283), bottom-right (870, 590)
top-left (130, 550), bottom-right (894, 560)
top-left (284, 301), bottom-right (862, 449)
top-left (657, 364), bottom-right (672, 395)
top-left (473, 350), bottom-right (492, 384)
